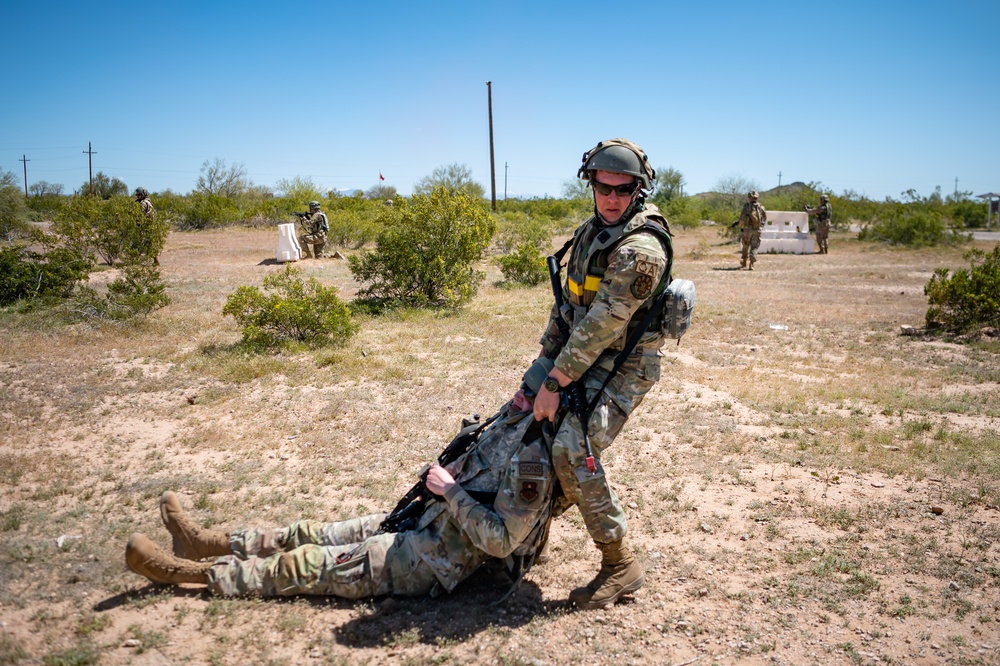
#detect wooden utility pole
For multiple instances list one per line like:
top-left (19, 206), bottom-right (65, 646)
top-left (504, 161), bottom-right (508, 202)
top-left (83, 142), bottom-right (96, 196)
top-left (19, 154), bottom-right (29, 198)
top-left (486, 81), bottom-right (497, 212)
top-left (777, 171), bottom-right (782, 188)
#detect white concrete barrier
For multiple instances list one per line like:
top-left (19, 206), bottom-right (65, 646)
top-left (759, 211), bottom-right (815, 254)
top-left (276, 223), bottom-right (302, 262)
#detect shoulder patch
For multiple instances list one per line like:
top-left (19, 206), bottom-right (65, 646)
top-left (631, 274), bottom-right (654, 299)
top-left (634, 252), bottom-right (659, 278)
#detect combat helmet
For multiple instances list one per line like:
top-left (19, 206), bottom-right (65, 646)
top-left (308, 200), bottom-right (321, 209)
top-left (134, 187), bottom-right (149, 199)
top-left (577, 138), bottom-right (655, 192)
top-left (748, 191), bottom-right (760, 200)
top-left (820, 194), bottom-right (829, 202)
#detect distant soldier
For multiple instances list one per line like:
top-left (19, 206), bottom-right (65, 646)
top-left (134, 187), bottom-right (155, 218)
top-left (298, 200), bottom-right (329, 259)
top-left (805, 194), bottom-right (832, 254)
top-left (734, 191), bottom-right (767, 270)
top-left (134, 187), bottom-right (160, 265)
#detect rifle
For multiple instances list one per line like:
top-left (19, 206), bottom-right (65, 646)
top-left (729, 219), bottom-right (740, 229)
top-left (546, 253), bottom-right (598, 473)
top-left (376, 412), bottom-right (499, 534)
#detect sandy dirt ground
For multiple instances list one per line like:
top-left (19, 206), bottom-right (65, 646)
top-left (1, 224), bottom-right (998, 666)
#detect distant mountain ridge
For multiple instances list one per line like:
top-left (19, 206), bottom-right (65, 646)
top-left (691, 181), bottom-right (809, 199)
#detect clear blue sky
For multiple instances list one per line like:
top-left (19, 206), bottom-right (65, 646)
top-left (3, 0), bottom-right (998, 201)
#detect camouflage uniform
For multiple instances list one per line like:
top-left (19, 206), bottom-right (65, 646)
top-left (138, 197), bottom-right (155, 217)
top-left (538, 204), bottom-right (671, 545)
top-left (299, 209), bottom-right (329, 258)
top-left (807, 200), bottom-right (832, 254)
top-left (206, 409), bottom-right (555, 598)
top-left (737, 200), bottom-right (766, 268)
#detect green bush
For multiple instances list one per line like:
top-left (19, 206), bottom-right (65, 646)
top-left (660, 197), bottom-right (704, 230)
top-left (925, 245), bottom-right (1000, 334)
top-left (53, 195), bottom-right (168, 265)
top-left (183, 193), bottom-right (243, 230)
top-left (497, 242), bottom-right (548, 287)
top-left (0, 244), bottom-right (91, 306)
top-left (327, 207), bottom-right (379, 249)
top-left (72, 260), bottom-right (170, 323)
top-left (348, 187), bottom-right (496, 308)
top-left (858, 206), bottom-right (966, 247)
top-left (222, 265), bottom-right (358, 351)
top-left (493, 211), bottom-right (555, 254)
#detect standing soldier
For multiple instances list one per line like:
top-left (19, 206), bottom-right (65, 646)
top-left (734, 191), bottom-right (766, 270)
top-left (298, 200), bottom-right (329, 259)
top-left (805, 194), bottom-right (832, 254)
top-left (133, 187), bottom-right (160, 265)
top-left (134, 187), bottom-right (155, 217)
top-left (533, 138), bottom-right (673, 609)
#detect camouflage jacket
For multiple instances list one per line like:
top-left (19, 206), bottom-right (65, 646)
top-left (139, 198), bottom-right (156, 218)
top-left (810, 202), bottom-right (832, 222)
top-left (539, 204), bottom-right (673, 384)
top-left (408, 409), bottom-right (555, 593)
top-left (738, 201), bottom-right (766, 230)
top-left (306, 211), bottom-right (329, 235)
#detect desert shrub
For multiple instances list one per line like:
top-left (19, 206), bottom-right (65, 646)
top-left (496, 242), bottom-right (547, 287)
top-left (222, 264), bottom-right (357, 351)
top-left (925, 245), bottom-right (1000, 334)
top-left (72, 259), bottom-right (170, 323)
top-left (348, 187), bottom-right (496, 308)
top-left (52, 195), bottom-right (168, 265)
top-left (0, 244), bottom-right (91, 306)
top-left (946, 198), bottom-right (988, 228)
top-left (858, 206), bottom-right (965, 247)
top-left (182, 193), bottom-right (243, 230)
top-left (327, 207), bottom-right (379, 249)
top-left (493, 211), bottom-right (554, 255)
top-left (660, 196), bottom-right (704, 230)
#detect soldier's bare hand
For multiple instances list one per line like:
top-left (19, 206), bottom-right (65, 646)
top-left (425, 464), bottom-right (456, 496)
top-left (533, 386), bottom-right (560, 422)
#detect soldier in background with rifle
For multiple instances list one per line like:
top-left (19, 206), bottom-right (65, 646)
top-left (296, 200), bottom-right (329, 259)
top-left (805, 194), bottom-right (832, 254)
top-left (534, 138), bottom-right (673, 609)
top-left (732, 191), bottom-right (767, 270)
top-left (124, 364), bottom-right (560, 601)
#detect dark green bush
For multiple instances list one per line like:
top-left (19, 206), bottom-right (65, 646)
top-left (348, 187), bottom-right (496, 308)
top-left (0, 244), bottom-right (91, 306)
top-left (497, 242), bottom-right (547, 287)
top-left (222, 265), bottom-right (357, 351)
top-left (925, 245), bottom-right (1000, 334)
top-left (493, 211), bottom-right (555, 255)
top-left (53, 195), bottom-right (168, 265)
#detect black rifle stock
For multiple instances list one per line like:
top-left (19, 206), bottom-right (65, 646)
top-left (377, 413), bottom-right (496, 534)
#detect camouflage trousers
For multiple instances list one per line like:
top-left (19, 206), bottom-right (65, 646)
top-left (815, 221), bottom-right (830, 254)
top-left (551, 353), bottom-right (658, 544)
top-left (299, 230), bottom-right (327, 257)
top-left (206, 513), bottom-right (438, 598)
top-left (740, 227), bottom-right (761, 264)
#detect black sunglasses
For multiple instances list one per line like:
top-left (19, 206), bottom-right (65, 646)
top-left (591, 179), bottom-right (639, 197)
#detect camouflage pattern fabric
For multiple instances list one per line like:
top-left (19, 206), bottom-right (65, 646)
top-left (538, 204), bottom-right (671, 544)
top-left (299, 212), bottom-right (329, 253)
top-left (138, 197), bottom-right (155, 218)
top-left (738, 201), bottom-right (766, 265)
top-left (809, 202), bottom-right (832, 253)
top-left (205, 409), bottom-right (555, 598)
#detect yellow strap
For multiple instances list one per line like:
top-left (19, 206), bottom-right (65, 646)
top-left (567, 276), bottom-right (601, 297)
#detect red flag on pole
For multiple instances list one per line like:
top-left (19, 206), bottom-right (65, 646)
top-left (379, 172), bottom-right (385, 181)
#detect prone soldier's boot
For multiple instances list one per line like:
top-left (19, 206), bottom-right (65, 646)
top-left (126, 533), bottom-right (212, 586)
top-left (568, 538), bottom-right (644, 609)
top-left (160, 491), bottom-right (230, 560)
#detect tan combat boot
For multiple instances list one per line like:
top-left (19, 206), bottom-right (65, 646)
top-left (314, 242), bottom-right (326, 259)
top-left (126, 533), bottom-right (212, 586)
top-left (568, 539), bottom-right (644, 609)
top-left (160, 491), bottom-right (230, 560)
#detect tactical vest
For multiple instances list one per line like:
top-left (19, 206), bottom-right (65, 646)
top-left (562, 205), bottom-right (674, 344)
